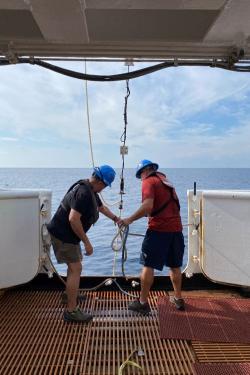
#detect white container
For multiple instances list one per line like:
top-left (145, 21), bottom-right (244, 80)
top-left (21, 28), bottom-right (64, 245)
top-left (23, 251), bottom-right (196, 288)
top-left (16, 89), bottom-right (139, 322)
top-left (0, 189), bottom-right (52, 289)
top-left (186, 190), bottom-right (250, 287)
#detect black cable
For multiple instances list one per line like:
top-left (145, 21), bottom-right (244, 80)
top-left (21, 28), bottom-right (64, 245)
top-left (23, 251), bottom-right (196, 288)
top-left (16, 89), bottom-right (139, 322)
top-left (121, 225), bottom-right (129, 279)
top-left (119, 66), bottom-right (130, 209)
top-left (1, 57), bottom-right (250, 82)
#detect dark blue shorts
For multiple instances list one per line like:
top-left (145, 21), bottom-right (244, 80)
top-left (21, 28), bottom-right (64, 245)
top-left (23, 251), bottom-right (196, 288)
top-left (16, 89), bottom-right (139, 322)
top-left (140, 230), bottom-right (185, 271)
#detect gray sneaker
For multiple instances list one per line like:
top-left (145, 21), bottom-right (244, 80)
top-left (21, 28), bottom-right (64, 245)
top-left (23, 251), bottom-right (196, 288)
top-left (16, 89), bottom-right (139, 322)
top-left (169, 296), bottom-right (185, 311)
top-left (128, 299), bottom-right (151, 315)
top-left (61, 292), bottom-right (87, 304)
top-left (63, 308), bottom-right (93, 323)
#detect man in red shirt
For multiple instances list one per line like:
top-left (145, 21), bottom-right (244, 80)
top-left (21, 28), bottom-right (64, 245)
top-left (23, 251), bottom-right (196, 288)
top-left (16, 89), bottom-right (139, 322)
top-left (118, 160), bottom-right (185, 314)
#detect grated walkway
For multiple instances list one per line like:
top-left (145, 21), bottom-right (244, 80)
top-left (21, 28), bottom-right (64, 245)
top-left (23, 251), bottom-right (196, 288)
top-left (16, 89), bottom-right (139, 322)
top-left (0, 289), bottom-right (249, 374)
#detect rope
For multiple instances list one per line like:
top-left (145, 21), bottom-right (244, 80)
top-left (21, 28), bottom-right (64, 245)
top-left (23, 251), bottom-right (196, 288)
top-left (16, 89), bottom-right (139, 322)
top-left (41, 224), bottom-right (137, 297)
top-left (84, 60), bottom-right (95, 167)
top-left (119, 68), bottom-right (130, 210)
top-left (84, 60), bottom-right (120, 207)
top-left (111, 67), bottom-right (130, 275)
top-left (42, 241), bottom-right (136, 296)
top-left (121, 226), bottom-right (129, 279)
top-left (111, 225), bottom-right (131, 279)
top-left (118, 349), bottom-right (143, 374)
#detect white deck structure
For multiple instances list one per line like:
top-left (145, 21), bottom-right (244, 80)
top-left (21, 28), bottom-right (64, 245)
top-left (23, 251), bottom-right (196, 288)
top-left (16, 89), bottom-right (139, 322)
top-left (186, 190), bottom-right (250, 288)
top-left (0, 189), bottom-right (52, 288)
top-left (1, 188), bottom-right (250, 288)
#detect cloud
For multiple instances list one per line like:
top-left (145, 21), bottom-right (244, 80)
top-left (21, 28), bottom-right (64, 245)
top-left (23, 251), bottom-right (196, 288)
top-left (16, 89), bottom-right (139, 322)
top-left (0, 137), bottom-right (18, 142)
top-left (1, 61), bottom-right (250, 167)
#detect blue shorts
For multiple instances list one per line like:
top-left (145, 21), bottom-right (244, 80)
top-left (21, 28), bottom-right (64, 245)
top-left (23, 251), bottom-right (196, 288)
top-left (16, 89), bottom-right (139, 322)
top-left (140, 230), bottom-right (185, 271)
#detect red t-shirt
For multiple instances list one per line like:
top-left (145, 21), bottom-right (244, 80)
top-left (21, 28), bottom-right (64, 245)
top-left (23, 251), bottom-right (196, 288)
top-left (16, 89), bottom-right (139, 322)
top-left (142, 173), bottom-right (182, 232)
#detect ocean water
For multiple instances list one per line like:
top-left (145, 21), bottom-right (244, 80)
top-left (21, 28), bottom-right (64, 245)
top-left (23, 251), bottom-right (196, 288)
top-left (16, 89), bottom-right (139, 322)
top-left (1, 168), bottom-right (250, 276)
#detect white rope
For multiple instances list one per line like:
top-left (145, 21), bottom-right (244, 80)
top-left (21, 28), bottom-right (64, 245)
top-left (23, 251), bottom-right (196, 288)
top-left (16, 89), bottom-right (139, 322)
top-left (84, 60), bottom-right (123, 276)
top-left (84, 60), bottom-right (120, 207)
top-left (84, 60), bottom-right (95, 168)
top-left (41, 227), bottom-right (136, 295)
top-left (111, 226), bottom-right (126, 252)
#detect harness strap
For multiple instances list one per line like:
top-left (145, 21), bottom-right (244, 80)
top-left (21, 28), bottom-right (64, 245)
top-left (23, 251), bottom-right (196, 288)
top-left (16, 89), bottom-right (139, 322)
top-left (60, 179), bottom-right (99, 224)
top-left (151, 196), bottom-right (172, 217)
top-left (150, 173), bottom-right (180, 217)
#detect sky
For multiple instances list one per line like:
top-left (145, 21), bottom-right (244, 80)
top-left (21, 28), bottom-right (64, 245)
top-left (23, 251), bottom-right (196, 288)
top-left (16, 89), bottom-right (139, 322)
top-left (1, 60), bottom-right (250, 168)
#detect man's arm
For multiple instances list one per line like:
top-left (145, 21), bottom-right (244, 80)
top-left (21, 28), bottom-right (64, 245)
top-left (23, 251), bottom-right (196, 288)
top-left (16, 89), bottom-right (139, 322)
top-left (68, 208), bottom-right (93, 255)
top-left (118, 198), bottom-right (154, 226)
top-left (99, 205), bottom-right (119, 223)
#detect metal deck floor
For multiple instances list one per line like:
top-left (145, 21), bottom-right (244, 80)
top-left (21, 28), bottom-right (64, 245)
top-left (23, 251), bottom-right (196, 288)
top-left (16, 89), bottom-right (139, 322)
top-left (0, 290), bottom-right (249, 375)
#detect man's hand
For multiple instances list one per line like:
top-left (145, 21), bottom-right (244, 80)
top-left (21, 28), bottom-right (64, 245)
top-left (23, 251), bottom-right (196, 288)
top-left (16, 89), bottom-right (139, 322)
top-left (84, 241), bottom-right (93, 256)
top-left (117, 198), bottom-right (154, 227)
top-left (117, 217), bottom-right (133, 227)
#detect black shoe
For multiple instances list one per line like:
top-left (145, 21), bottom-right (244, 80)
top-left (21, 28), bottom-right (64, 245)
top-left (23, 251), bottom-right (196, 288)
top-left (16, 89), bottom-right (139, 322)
top-left (61, 292), bottom-right (87, 304)
top-left (169, 296), bottom-right (185, 311)
top-left (128, 299), bottom-right (151, 315)
top-left (63, 308), bottom-right (93, 323)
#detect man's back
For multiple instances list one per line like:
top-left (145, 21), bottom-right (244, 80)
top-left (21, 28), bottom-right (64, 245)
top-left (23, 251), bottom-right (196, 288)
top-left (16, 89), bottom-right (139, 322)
top-left (48, 183), bottom-right (101, 244)
top-left (142, 173), bottom-right (182, 232)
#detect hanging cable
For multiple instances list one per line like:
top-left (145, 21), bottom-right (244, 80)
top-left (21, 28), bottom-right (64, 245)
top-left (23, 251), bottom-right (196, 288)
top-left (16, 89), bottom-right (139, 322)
top-left (121, 225), bottom-right (129, 279)
top-left (84, 60), bottom-right (120, 207)
top-left (83, 60), bottom-right (133, 281)
top-left (83, 60), bottom-right (131, 280)
top-left (112, 65), bottom-right (131, 275)
top-left (119, 67), bottom-right (130, 211)
top-left (84, 60), bottom-right (95, 168)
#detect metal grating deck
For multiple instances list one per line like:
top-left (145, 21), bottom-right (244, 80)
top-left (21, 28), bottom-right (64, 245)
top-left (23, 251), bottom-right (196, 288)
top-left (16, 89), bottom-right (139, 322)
top-left (192, 342), bottom-right (250, 363)
top-left (193, 363), bottom-right (250, 375)
top-left (158, 296), bottom-right (250, 343)
top-left (1, 289), bottom-right (250, 374)
top-left (0, 290), bottom-right (195, 375)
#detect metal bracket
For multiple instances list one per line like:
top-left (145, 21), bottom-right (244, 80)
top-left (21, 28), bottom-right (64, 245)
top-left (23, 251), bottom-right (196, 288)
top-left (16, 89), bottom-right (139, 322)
top-left (228, 47), bottom-right (245, 68)
top-left (120, 145), bottom-right (128, 155)
top-left (124, 58), bottom-right (134, 66)
top-left (5, 42), bottom-right (18, 64)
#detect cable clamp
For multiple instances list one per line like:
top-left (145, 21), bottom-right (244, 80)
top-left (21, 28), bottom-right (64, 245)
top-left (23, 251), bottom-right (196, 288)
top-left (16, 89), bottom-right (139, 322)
top-left (174, 58), bottom-right (178, 67)
top-left (29, 56), bottom-right (35, 64)
top-left (211, 58), bottom-right (216, 68)
top-left (124, 58), bottom-right (134, 66)
top-left (120, 145), bottom-right (128, 155)
top-left (5, 42), bottom-right (18, 64)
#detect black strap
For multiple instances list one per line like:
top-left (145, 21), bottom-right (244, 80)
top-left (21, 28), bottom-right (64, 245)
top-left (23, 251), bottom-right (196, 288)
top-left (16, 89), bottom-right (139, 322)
top-left (150, 174), bottom-right (180, 217)
top-left (151, 195), bottom-right (172, 217)
top-left (60, 179), bottom-right (99, 225)
top-left (66, 179), bottom-right (85, 194)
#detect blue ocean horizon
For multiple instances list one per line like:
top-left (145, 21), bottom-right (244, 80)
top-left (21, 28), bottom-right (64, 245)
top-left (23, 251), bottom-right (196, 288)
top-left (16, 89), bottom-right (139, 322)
top-left (1, 167), bottom-right (250, 276)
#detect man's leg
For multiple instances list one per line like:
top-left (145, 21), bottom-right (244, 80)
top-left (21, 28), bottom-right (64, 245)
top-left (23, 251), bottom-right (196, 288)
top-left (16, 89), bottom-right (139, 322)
top-left (66, 261), bottom-right (82, 311)
top-left (128, 266), bottom-right (154, 314)
top-left (169, 267), bottom-right (182, 299)
top-left (140, 266), bottom-right (154, 303)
